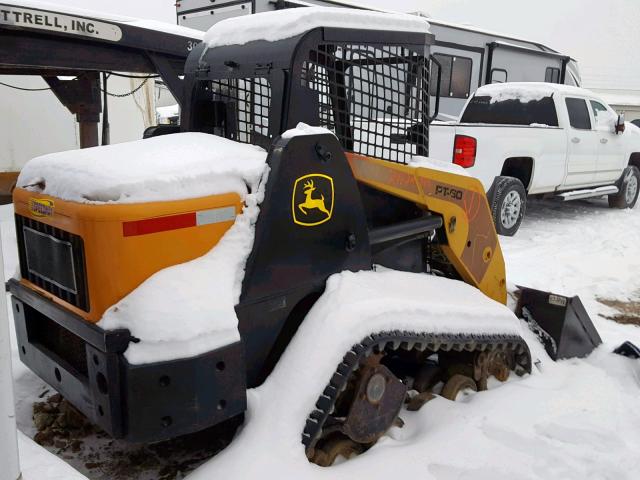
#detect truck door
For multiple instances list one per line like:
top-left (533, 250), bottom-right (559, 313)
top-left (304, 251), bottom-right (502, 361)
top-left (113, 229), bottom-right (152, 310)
top-left (590, 100), bottom-right (626, 183)
top-left (563, 97), bottom-right (598, 187)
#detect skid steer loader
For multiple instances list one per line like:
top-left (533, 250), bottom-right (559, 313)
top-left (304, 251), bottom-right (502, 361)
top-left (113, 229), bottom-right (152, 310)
top-left (8, 8), bottom-right (608, 466)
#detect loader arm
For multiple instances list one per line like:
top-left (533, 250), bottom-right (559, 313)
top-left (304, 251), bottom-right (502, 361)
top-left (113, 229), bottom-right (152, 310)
top-left (347, 152), bottom-right (507, 304)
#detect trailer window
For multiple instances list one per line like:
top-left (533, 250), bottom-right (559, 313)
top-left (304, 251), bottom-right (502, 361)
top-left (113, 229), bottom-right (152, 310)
top-left (565, 98), bottom-right (591, 130)
top-left (431, 54), bottom-right (472, 99)
top-left (461, 95), bottom-right (559, 126)
top-left (545, 67), bottom-right (561, 84)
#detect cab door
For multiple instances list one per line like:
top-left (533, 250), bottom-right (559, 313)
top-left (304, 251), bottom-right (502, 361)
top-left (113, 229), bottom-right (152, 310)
top-left (590, 100), bottom-right (626, 183)
top-left (563, 97), bottom-right (598, 187)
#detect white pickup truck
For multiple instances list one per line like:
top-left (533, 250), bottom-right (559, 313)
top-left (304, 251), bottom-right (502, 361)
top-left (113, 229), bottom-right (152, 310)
top-left (430, 83), bottom-right (640, 235)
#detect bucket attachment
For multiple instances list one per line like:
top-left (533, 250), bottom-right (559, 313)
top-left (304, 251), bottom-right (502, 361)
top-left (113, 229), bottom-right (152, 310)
top-left (515, 287), bottom-right (602, 360)
top-left (614, 341), bottom-right (640, 359)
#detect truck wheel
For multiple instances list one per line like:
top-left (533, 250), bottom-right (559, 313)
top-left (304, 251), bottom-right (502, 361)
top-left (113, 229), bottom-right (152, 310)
top-left (489, 176), bottom-right (527, 237)
top-left (608, 166), bottom-right (640, 209)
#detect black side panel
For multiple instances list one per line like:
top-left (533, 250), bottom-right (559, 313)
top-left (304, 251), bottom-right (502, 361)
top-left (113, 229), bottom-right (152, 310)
top-left (122, 342), bottom-right (246, 443)
top-left (12, 291), bottom-right (246, 442)
top-left (516, 287), bottom-right (603, 360)
top-left (237, 133), bottom-right (372, 386)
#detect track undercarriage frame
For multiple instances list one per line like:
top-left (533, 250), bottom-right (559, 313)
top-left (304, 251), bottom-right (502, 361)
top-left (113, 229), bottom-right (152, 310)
top-left (305, 330), bottom-right (531, 465)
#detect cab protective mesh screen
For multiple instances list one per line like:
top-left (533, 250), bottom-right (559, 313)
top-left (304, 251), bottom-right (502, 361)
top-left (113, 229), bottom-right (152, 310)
top-left (209, 77), bottom-right (271, 145)
top-left (300, 43), bottom-right (430, 163)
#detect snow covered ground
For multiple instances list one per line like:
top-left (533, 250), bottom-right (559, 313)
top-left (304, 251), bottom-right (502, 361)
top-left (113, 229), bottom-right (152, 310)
top-left (4, 197), bottom-right (640, 479)
top-left (186, 198), bottom-right (640, 479)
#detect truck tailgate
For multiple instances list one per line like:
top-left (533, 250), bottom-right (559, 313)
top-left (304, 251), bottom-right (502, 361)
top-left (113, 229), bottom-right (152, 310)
top-left (429, 122), bottom-right (458, 163)
top-left (429, 123), bottom-right (567, 192)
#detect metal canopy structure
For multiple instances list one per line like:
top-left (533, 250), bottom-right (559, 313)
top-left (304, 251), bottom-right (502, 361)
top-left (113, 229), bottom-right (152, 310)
top-left (0, 2), bottom-right (202, 147)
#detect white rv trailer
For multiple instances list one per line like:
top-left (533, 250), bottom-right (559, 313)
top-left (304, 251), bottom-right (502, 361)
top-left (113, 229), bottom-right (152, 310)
top-left (175, 0), bottom-right (581, 120)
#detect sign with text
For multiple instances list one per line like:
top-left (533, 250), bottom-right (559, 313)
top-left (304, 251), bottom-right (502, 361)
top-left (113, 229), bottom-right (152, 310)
top-left (0, 5), bottom-right (123, 42)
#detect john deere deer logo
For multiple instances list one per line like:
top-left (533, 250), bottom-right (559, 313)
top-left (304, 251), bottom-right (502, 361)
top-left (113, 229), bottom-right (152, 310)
top-left (292, 174), bottom-right (334, 226)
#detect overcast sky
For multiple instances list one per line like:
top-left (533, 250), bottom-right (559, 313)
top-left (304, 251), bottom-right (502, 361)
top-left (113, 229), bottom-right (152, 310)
top-left (43, 0), bottom-right (639, 92)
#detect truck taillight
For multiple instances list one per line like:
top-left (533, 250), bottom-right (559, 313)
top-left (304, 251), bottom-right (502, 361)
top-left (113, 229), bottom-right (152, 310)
top-left (453, 135), bottom-right (477, 168)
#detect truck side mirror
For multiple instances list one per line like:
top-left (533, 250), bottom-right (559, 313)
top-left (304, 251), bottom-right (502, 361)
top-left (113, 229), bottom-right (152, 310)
top-left (615, 113), bottom-right (626, 134)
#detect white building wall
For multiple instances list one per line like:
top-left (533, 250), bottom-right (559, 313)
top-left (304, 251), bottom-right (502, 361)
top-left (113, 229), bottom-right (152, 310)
top-left (0, 75), bottom-right (155, 172)
top-left (591, 89), bottom-right (640, 122)
top-left (0, 76), bottom-right (78, 173)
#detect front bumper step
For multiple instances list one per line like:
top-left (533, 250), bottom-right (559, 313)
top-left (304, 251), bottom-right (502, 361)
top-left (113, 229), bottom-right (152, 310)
top-left (555, 185), bottom-right (618, 201)
top-left (9, 279), bottom-right (247, 443)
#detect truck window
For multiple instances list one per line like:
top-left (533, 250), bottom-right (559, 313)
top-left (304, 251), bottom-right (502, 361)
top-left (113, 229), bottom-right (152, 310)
top-left (460, 96), bottom-right (559, 126)
top-left (545, 67), bottom-right (561, 83)
top-left (431, 53), bottom-right (472, 99)
top-left (589, 100), bottom-right (612, 126)
top-left (565, 98), bottom-right (592, 130)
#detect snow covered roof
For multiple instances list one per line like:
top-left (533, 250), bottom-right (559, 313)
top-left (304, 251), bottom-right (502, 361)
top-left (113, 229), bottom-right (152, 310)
top-left (17, 133), bottom-right (267, 204)
top-left (426, 18), bottom-right (559, 53)
top-left (1, 0), bottom-right (204, 40)
top-left (203, 7), bottom-right (430, 48)
top-left (490, 40), bottom-right (567, 58)
top-left (475, 82), bottom-right (597, 103)
top-left (280, 0), bottom-right (562, 54)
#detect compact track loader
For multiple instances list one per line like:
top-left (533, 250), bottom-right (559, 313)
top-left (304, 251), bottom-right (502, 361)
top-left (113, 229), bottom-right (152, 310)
top-left (9, 10), bottom-right (609, 466)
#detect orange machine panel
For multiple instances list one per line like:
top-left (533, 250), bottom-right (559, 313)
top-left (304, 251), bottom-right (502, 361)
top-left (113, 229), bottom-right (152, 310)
top-left (346, 152), bottom-right (507, 305)
top-left (13, 188), bottom-right (242, 323)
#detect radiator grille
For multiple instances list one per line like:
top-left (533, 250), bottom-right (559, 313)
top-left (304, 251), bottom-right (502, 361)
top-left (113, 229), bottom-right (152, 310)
top-left (16, 215), bottom-right (90, 311)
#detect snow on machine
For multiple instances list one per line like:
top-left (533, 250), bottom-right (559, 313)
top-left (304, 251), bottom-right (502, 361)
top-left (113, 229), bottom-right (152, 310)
top-left (7, 8), bottom-right (618, 466)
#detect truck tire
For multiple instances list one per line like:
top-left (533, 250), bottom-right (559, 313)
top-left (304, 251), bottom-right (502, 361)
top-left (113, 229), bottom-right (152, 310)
top-left (608, 166), bottom-right (640, 209)
top-left (488, 176), bottom-right (527, 237)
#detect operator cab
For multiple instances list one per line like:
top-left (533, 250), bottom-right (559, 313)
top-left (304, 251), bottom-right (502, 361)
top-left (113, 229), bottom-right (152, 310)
top-left (182, 7), bottom-right (437, 163)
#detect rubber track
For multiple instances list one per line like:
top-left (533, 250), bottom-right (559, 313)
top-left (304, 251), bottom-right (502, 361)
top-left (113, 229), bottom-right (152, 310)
top-left (302, 330), bottom-right (532, 451)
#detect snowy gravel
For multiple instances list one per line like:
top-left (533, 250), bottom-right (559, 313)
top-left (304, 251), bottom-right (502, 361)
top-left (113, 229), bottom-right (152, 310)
top-left (4, 197), bottom-right (640, 479)
top-left (501, 197), bottom-right (640, 348)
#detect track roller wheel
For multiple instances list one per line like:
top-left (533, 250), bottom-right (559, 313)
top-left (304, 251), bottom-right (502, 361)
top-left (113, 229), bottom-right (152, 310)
top-left (441, 374), bottom-right (477, 401)
top-left (303, 332), bottom-right (532, 467)
top-left (310, 436), bottom-right (365, 467)
top-left (406, 391), bottom-right (436, 411)
top-left (308, 355), bottom-right (407, 466)
top-left (412, 363), bottom-right (442, 393)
